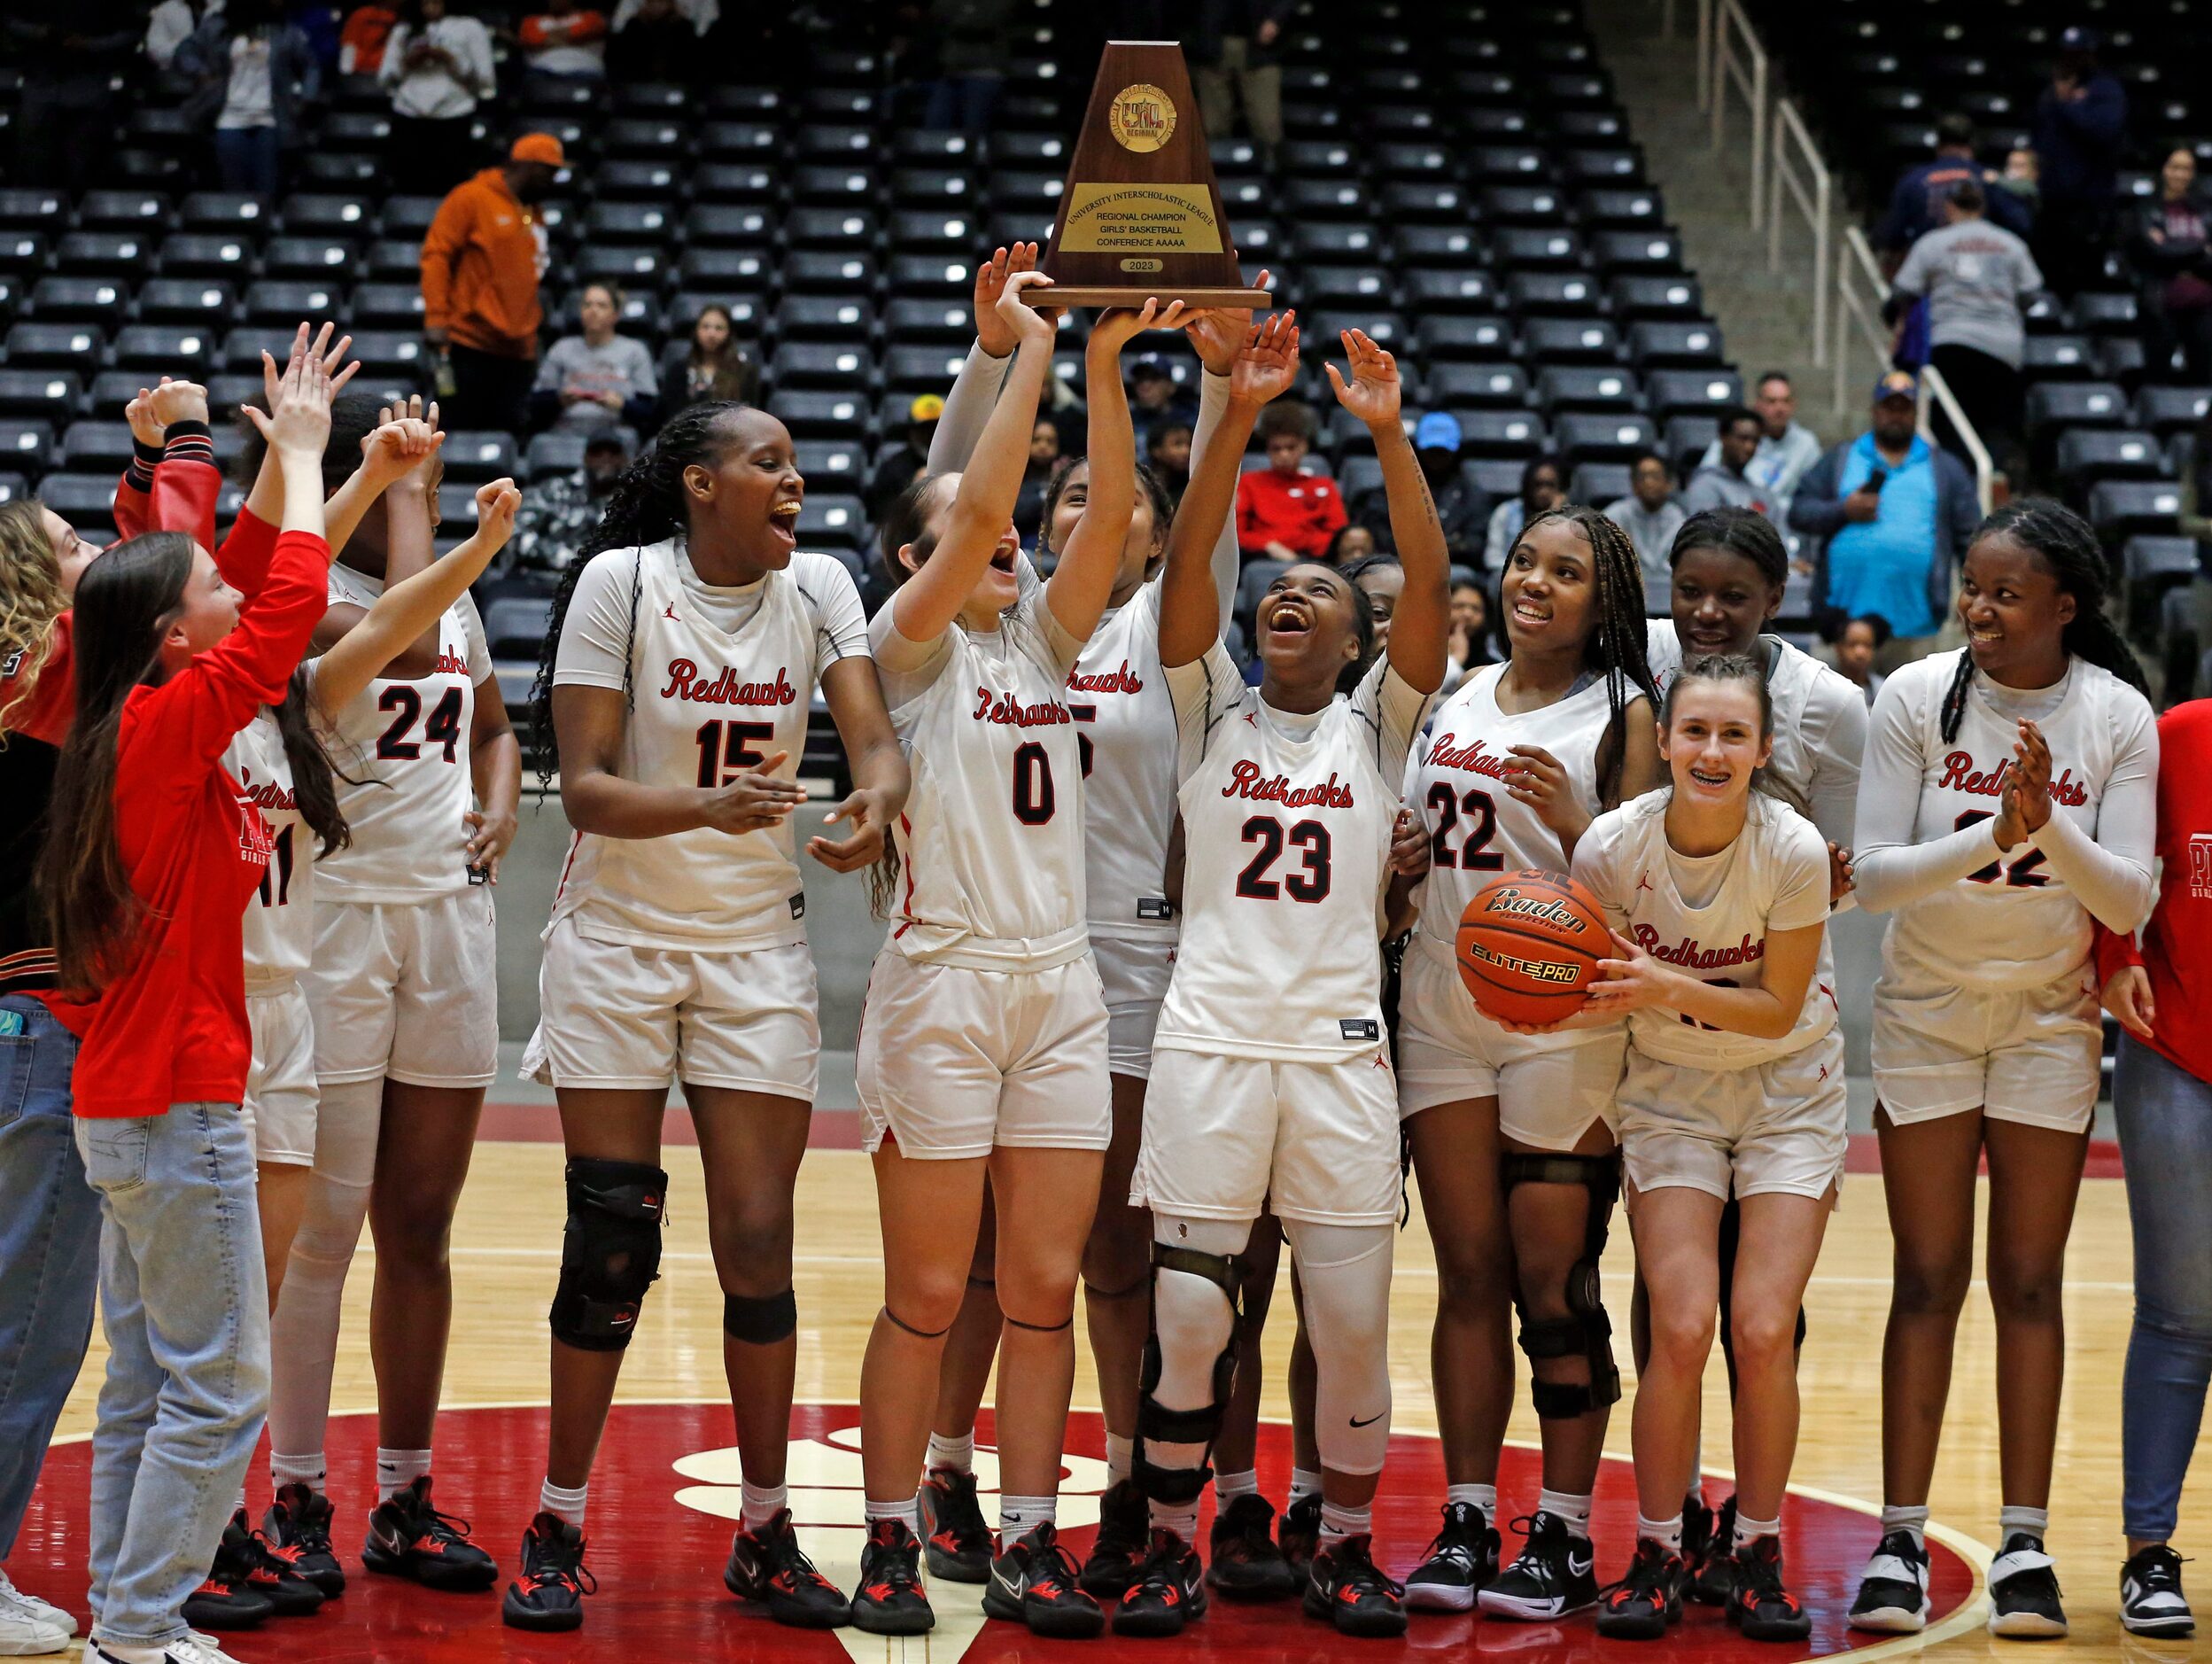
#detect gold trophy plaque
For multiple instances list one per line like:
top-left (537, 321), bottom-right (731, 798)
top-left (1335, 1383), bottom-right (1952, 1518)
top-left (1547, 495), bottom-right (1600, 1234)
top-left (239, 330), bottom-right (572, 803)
top-left (1028, 41), bottom-right (1271, 309)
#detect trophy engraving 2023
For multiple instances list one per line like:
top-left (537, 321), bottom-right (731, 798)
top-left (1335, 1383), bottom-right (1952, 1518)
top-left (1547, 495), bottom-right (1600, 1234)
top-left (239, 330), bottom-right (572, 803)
top-left (1028, 41), bottom-right (1272, 310)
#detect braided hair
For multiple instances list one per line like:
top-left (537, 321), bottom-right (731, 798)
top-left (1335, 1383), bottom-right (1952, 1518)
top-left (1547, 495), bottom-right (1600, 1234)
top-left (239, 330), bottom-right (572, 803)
top-left (528, 400), bottom-right (746, 786)
top-left (1937, 497), bottom-right (2147, 743)
top-left (1511, 503), bottom-right (1660, 803)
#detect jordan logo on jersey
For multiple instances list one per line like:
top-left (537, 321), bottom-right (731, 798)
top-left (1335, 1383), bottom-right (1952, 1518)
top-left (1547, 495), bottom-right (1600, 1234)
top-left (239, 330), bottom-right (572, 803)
top-left (1067, 660), bottom-right (1144, 696)
top-left (1937, 750), bottom-right (2089, 806)
top-left (1222, 759), bottom-right (1354, 808)
top-left (664, 603), bottom-right (679, 620)
top-left (1424, 734), bottom-right (1513, 782)
top-left (1631, 925), bottom-right (1763, 970)
top-left (660, 660), bottom-right (799, 707)
top-left (972, 687), bottom-right (1071, 727)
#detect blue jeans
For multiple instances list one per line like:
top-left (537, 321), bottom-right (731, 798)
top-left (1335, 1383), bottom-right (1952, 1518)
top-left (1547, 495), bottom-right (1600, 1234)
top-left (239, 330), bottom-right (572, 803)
top-left (213, 125), bottom-right (279, 198)
top-left (76, 1102), bottom-right (269, 1651)
top-left (2115, 1034), bottom-right (2212, 1541)
top-left (0, 996), bottom-right (96, 1561)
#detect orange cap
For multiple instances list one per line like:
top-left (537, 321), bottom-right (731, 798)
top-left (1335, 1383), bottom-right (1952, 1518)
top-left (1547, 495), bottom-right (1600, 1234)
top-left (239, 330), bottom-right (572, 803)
top-left (509, 132), bottom-right (567, 167)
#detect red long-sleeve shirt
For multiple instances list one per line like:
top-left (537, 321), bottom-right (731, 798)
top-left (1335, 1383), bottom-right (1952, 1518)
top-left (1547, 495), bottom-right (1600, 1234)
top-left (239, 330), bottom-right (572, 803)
top-left (1234, 465), bottom-right (1347, 561)
top-left (53, 529), bottom-right (330, 1118)
top-left (2095, 698), bottom-right (2212, 1086)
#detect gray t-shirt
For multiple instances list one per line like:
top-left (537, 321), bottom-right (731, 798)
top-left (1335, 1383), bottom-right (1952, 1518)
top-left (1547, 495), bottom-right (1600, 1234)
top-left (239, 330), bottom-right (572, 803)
top-left (1677, 465), bottom-right (1762, 517)
top-left (1604, 495), bottom-right (1687, 579)
top-left (1892, 218), bottom-right (2044, 369)
top-left (535, 332), bottom-right (658, 431)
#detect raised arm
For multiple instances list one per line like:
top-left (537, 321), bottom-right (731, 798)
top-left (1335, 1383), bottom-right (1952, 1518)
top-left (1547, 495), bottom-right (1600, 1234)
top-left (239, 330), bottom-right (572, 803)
top-left (927, 243), bottom-right (1032, 473)
top-left (324, 399), bottom-right (442, 557)
top-left (1159, 311), bottom-right (1300, 668)
top-left (1182, 287), bottom-right (1269, 620)
top-left (1044, 299), bottom-right (1184, 641)
top-left (889, 268), bottom-right (1059, 646)
top-left (1331, 328), bottom-right (1447, 693)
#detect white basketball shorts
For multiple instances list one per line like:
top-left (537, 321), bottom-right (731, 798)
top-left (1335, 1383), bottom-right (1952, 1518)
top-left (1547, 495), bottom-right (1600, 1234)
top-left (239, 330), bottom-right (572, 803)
top-left (1618, 1028), bottom-right (1849, 1201)
top-left (303, 887), bottom-right (500, 1090)
top-left (243, 981), bottom-right (319, 1167)
top-left (1872, 968), bottom-right (2101, 1133)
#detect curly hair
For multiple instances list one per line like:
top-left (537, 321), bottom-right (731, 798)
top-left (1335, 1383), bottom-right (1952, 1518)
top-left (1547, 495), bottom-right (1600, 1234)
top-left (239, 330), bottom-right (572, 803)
top-left (0, 500), bottom-right (68, 733)
top-left (1510, 503), bottom-right (1660, 803)
top-left (1939, 497), bottom-right (2147, 743)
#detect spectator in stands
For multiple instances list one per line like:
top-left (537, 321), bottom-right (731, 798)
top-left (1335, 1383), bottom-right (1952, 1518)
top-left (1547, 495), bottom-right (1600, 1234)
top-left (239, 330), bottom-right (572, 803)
top-left (1790, 370), bottom-right (1979, 665)
top-left (7, 0), bottom-right (139, 194)
top-left (1483, 452), bottom-right (1563, 569)
top-left (1409, 410), bottom-right (1492, 568)
top-left (422, 133), bottom-right (565, 433)
top-left (1191, 0), bottom-right (1292, 167)
top-left (512, 431), bottom-right (631, 573)
top-left (338, 2), bottom-right (401, 78)
top-left (606, 0), bottom-right (695, 81)
top-left (862, 394), bottom-right (944, 520)
top-left (146, 0), bottom-right (216, 71)
top-left (532, 284), bottom-right (656, 434)
top-left (1697, 370), bottom-right (1823, 517)
top-left (1606, 447), bottom-right (1686, 579)
top-left (1828, 611), bottom-right (1891, 706)
top-left (1998, 145), bottom-right (2042, 222)
top-left (1324, 522), bottom-right (1378, 566)
top-left (655, 303), bottom-right (761, 427)
top-left (1235, 400), bottom-right (1347, 562)
top-left (1447, 574), bottom-right (1498, 688)
top-left (1876, 113), bottom-right (2031, 267)
top-left (381, 0), bottom-right (497, 197)
top-left (920, 0), bottom-right (1013, 133)
top-left (175, 0), bottom-right (322, 200)
top-left (2031, 24), bottom-right (2129, 297)
top-left (1147, 418), bottom-right (1192, 514)
top-left (1129, 354), bottom-right (1198, 452)
top-left (1890, 178), bottom-right (2043, 481)
top-left (1680, 406), bottom-right (1769, 516)
top-left (1014, 419), bottom-right (1059, 547)
top-left (520, 0), bottom-right (607, 77)
top-left (2126, 146), bottom-right (2212, 384)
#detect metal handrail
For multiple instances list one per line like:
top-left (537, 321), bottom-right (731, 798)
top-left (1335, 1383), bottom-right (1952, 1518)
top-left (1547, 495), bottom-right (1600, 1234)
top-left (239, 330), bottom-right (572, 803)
top-left (1709, 0), bottom-right (1767, 230)
top-left (1695, 0), bottom-right (1714, 110)
top-left (1768, 97), bottom-right (1829, 367)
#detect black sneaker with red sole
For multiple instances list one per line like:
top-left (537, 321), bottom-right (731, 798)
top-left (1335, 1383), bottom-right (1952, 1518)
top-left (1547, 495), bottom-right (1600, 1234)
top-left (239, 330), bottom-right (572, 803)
top-left (1114, 1528), bottom-right (1207, 1638)
top-left (362, 1476), bottom-right (499, 1592)
top-left (982, 1522), bottom-right (1104, 1639)
top-left (1597, 1537), bottom-right (1687, 1640)
top-left (918, 1466), bottom-right (994, 1583)
top-left (850, 1519), bottom-right (934, 1637)
top-left (261, 1482), bottom-right (345, 1598)
top-left (1208, 1494), bottom-right (1298, 1599)
top-left (1728, 1535), bottom-right (1812, 1641)
top-left (501, 1512), bottom-right (594, 1632)
top-left (1079, 1477), bottom-right (1149, 1599)
top-left (724, 1506), bottom-right (852, 1629)
top-left (1302, 1533), bottom-right (1408, 1637)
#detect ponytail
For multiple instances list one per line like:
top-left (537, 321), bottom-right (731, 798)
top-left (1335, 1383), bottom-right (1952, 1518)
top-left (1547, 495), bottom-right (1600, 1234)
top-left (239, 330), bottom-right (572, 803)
top-left (275, 666), bottom-right (351, 856)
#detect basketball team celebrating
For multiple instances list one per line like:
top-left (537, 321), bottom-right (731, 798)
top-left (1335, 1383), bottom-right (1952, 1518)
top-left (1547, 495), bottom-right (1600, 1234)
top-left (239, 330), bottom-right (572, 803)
top-left (0, 233), bottom-right (2187, 1663)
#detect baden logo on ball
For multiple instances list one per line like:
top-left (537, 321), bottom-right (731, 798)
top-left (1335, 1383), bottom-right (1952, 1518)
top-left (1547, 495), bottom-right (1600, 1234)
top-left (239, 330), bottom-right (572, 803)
top-left (1024, 41), bottom-right (1273, 312)
top-left (1455, 870), bottom-right (1609, 1027)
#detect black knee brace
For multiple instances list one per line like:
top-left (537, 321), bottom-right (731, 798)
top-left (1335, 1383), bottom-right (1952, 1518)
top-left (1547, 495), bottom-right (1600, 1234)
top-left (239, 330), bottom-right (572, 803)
top-left (549, 1157), bottom-right (668, 1352)
top-left (1504, 1152), bottom-right (1622, 1419)
top-left (724, 1288), bottom-right (797, 1344)
top-left (1133, 1241), bottom-right (1244, 1506)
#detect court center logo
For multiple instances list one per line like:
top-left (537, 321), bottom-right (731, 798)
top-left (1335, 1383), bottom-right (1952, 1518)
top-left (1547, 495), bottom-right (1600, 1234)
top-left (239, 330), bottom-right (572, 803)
top-left (1107, 83), bottom-right (1176, 152)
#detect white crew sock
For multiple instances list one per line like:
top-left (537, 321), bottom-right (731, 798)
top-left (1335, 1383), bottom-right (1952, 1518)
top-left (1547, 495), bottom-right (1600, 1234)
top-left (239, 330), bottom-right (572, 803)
top-left (1734, 1512), bottom-right (1781, 1548)
top-left (1638, 1511), bottom-right (1684, 1552)
top-left (1540, 1488), bottom-right (1595, 1536)
top-left (1105, 1433), bottom-right (1134, 1486)
top-left (376, 1448), bottom-right (432, 1503)
top-left (1447, 1481), bottom-right (1499, 1518)
top-left (1999, 1505), bottom-right (2049, 1543)
top-left (1215, 1468), bottom-right (1259, 1503)
top-left (1289, 1467), bottom-right (1323, 1506)
top-left (539, 1480), bottom-right (587, 1528)
top-left (741, 1481), bottom-right (787, 1529)
top-left (1881, 1504), bottom-right (1930, 1548)
top-left (1149, 1497), bottom-right (1201, 1542)
top-left (999, 1493), bottom-right (1056, 1538)
top-left (926, 1430), bottom-right (974, 1475)
top-left (866, 1496), bottom-right (922, 1535)
top-left (270, 1450), bottom-right (327, 1495)
top-left (1320, 1500), bottom-right (1372, 1548)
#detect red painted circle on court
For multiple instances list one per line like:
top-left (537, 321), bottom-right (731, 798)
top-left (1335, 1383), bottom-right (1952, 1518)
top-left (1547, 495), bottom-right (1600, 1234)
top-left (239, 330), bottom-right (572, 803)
top-left (12, 1404), bottom-right (1972, 1661)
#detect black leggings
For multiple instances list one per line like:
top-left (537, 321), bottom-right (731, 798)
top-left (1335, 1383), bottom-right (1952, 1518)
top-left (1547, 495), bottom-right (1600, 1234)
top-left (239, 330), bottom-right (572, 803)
top-left (1714, 1195), bottom-right (1809, 1397)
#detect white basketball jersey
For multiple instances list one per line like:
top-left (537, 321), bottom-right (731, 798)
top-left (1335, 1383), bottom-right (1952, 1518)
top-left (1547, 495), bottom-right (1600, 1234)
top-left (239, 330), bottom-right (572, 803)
top-left (548, 540), bottom-right (865, 952)
top-left (1068, 581), bottom-right (1179, 943)
top-left (1406, 663), bottom-right (1614, 954)
top-left (1646, 620), bottom-right (1860, 837)
top-left (226, 707), bottom-right (313, 988)
top-left (881, 588), bottom-right (1091, 971)
top-left (1874, 649), bottom-right (2154, 990)
top-left (1574, 789), bottom-right (1836, 1069)
top-left (314, 564), bottom-right (492, 904)
top-left (1158, 644), bottom-right (1432, 1061)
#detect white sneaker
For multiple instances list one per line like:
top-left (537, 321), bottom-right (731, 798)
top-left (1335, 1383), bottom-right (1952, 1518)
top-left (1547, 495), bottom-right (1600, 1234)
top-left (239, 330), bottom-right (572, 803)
top-left (87, 1635), bottom-right (247, 1664)
top-left (0, 1567), bottom-right (74, 1645)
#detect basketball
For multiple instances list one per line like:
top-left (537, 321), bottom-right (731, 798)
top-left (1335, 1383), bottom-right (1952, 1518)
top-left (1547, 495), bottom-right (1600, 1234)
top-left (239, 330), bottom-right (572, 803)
top-left (1455, 869), bottom-right (1609, 1027)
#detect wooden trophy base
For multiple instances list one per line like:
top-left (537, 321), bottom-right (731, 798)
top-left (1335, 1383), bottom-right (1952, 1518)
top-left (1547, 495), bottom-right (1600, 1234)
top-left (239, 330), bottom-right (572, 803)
top-left (1024, 284), bottom-right (1273, 309)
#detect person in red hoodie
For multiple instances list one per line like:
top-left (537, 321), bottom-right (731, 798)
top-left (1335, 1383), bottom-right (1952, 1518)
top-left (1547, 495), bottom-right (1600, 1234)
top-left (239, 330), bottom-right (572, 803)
top-left (2098, 696), bottom-right (2212, 1639)
top-left (1233, 398), bottom-right (1346, 564)
top-left (36, 344), bottom-right (338, 1664)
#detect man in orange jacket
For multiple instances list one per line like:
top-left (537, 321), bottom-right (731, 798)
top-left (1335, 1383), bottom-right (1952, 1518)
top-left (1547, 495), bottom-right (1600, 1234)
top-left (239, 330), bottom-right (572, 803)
top-left (422, 132), bottom-right (565, 432)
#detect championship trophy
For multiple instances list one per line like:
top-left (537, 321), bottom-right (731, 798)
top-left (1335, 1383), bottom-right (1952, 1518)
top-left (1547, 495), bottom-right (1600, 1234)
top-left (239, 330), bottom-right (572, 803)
top-left (1027, 41), bottom-right (1272, 309)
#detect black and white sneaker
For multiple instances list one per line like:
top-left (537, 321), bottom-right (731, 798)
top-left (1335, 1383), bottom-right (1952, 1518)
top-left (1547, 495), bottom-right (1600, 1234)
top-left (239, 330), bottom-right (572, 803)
top-left (981, 1523), bottom-right (1103, 1639)
top-left (1405, 1500), bottom-right (1502, 1612)
top-left (918, 1466), bottom-right (994, 1583)
top-left (724, 1506), bottom-right (852, 1628)
top-left (2121, 1545), bottom-right (2193, 1637)
top-left (1987, 1532), bottom-right (2067, 1638)
top-left (88, 1636), bottom-right (248, 1664)
top-left (1302, 1533), bottom-right (1408, 1637)
top-left (1848, 1528), bottom-right (1932, 1632)
top-left (1114, 1528), bottom-right (1207, 1637)
top-left (1207, 1493), bottom-right (1298, 1599)
top-left (1688, 1494), bottom-right (1738, 1606)
top-left (1478, 1511), bottom-right (1599, 1621)
top-left (1080, 1478), bottom-right (1149, 1599)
